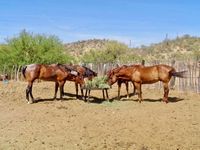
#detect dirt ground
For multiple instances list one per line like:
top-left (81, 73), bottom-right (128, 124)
top-left (0, 81), bottom-right (200, 150)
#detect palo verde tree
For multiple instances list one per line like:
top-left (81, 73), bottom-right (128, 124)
top-left (0, 44), bottom-right (11, 72)
top-left (1, 30), bottom-right (74, 70)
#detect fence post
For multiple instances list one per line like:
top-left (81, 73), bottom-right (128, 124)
top-left (198, 61), bottom-right (200, 93)
top-left (170, 60), bottom-right (176, 89)
top-left (16, 65), bottom-right (21, 81)
top-left (141, 60), bottom-right (145, 66)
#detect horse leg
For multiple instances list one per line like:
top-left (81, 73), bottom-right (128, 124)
top-left (125, 81), bottom-right (129, 99)
top-left (134, 82), bottom-right (142, 103)
top-left (29, 83), bottom-right (34, 103)
top-left (105, 89), bottom-right (109, 102)
top-left (85, 89), bottom-right (88, 101)
top-left (87, 90), bottom-right (91, 103)
top-left (59, 81), bottom-right (65, 100)
top-left (26, 85), bottom-right (30, 102)
top-left (132, 82), bottom-right (136, 95)
top-left (163, 82), bottom-right (169, 103)
top-left (79, 84), bottom-right (84, 100)
top-left (88, 90), bottom-right (91, 98)
top-left (53, 82), bottom-right (59, 100)
top-left (26, 82), bottom-right (34, 104)
top-left (117, 81), bottom-right (122, 100)
top-left (26, 84), bottom-right (31, 103)
top-left (62, 83), bottom-right (65, 96)
top-left (75, 83), bottom-right (79, 99)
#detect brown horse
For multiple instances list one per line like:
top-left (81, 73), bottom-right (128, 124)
top-left (107, 64), bottom-right (186, 103)
top-left (107, 65), bottom-right (136, 100)
top-left (22, 63), bottom-right (83, 104)
top-left (64, 64), bottom-right (97, 99)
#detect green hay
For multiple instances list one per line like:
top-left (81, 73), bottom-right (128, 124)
top-left (85, 76), bottom-right (110, 89)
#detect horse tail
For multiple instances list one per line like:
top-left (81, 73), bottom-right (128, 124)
top-left (22, 66), bottom-right (27, 79)
top-left (171, 70), bottom-right (187, 78)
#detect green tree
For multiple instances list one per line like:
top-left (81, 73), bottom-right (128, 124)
top-left (4, 30), bottom-right (74, 68)
top-left (81, 40), bottom-right (140, 63)
top-left (0, 45), bottom-right (11, 72)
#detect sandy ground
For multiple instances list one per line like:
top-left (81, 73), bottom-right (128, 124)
top-left (0, 81), bottom-right (200, 150)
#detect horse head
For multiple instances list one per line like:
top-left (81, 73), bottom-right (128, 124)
top-left (106, 69), bottom-right (118, 86)
top-left (82, 66), bottom-right (97, 78)
top-left (79, 66), bottom-right (97, 81)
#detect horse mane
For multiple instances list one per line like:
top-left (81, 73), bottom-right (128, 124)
top-left (82, 66), bottom-right (97, 77)
top-left (109, 65), bottom-right (128, 74)
top-left (63, 65), bottom-right (74, 72)
top-left (57, 64), bottom-right (79, 76)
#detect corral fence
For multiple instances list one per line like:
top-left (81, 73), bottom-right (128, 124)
top-left (1, 60), bottom-right (200, 94)
top-left (86, 60), bottom-right (200, 94)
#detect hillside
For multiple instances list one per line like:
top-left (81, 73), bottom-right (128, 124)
top-left (64, 39), bottom-right (109, 56)
top-left (63, 35), bottom-right (200, 61)
top-left (132, 35), bottom-right (200, 61)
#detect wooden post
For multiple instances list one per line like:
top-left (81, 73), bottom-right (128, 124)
top-left (105, 89), bottom-right (109, 102)
top-left (141, 60), bottom-right (145, 66)
top-left (16, 65), bottom-right (21, 81)
top-left (170, 60), bottom-right (176, 89)
top-left (102, 90), bottom-right (105, 99)
top-left (198, 61), bottom-right (200, 93)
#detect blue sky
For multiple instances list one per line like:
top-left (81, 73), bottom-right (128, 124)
top-left (0, 0), bottom-right (200, 47)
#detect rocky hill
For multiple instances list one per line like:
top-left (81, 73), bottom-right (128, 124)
top-left (132, 35), bottom-right (200, 61)
top-left (63, 35), bottom-right (200, 61)
top-left (64, 39), bottom-right (109, 56)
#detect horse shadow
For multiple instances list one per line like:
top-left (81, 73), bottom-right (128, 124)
top-left (140, 97), bottom-right (184, 103)
top-left (34, 92), bottom-right (82, 103)
top-left (115, 93), bottom-right (136, 100)
top-left (33, 91), bottom-right (184, 104)
top-left (63, 92), bottom-right (77, 98)
top-left (34, 97), bottom-right (75, 103)
top-left (34, 97), bottom-right (54, 103)
top-left (85, 96), bottom-right (111, 104)
top-left (109, 93), bottom-right (136, 102)
top-left (117, 96), bottom-right (184, 103)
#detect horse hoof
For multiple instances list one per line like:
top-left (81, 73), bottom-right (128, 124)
top-left (163, 98), bottom-right (168, 103)
top-left (27, 101), bottom-right (33, 104)
top-left (77, 97), bottom-right (83, 100)
top-left (54, 97), bottom-right (59, 101)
